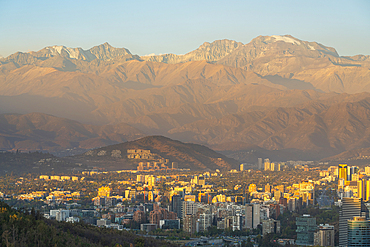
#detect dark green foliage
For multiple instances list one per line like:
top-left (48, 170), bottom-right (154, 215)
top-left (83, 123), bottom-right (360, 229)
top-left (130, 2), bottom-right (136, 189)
top-left (0, 201), bottom-right (175, 247)
top-left (257, 233), bottom-right (280, 247)
top-left (278, 205), bottom-right (339, 245)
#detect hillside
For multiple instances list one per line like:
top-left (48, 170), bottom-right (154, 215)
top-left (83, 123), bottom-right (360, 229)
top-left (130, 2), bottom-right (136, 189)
top-left (170, 94), bottom-right (370, 160)
top-left (0, 113), bottom-right (144, 154)
top-left (79, 136), bottom-right (239, 171)
top-left (0, 200), bottom-right (173, 247)
top-left (323, 147), bottom-right (370, 162)
top-left (0, 151), bottom-right (90, 176)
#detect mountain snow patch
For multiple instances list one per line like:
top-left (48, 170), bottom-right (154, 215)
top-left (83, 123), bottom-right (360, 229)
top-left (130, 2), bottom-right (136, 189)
top-left (271, 35), bottom-right (301, 45)
top-left (307, 44), bottom-right (315, 50)
top-left (47, 45), bottom-right (82, 59)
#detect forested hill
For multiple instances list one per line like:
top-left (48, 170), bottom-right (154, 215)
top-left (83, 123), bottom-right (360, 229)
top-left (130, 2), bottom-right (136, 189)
top-left (0, 201), bottom-right (174, 247)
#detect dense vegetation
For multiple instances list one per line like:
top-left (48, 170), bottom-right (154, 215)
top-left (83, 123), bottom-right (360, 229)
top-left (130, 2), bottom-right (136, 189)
top-left (277, 205), bottom-right (340, 245)
top-left (0, 201), bottom-right (175, 247)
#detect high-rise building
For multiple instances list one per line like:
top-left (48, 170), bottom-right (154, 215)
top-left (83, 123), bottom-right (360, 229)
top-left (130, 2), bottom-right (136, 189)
top-left (271, 162), bottom-right (275, 171)
top-left (133, 210), bottom-right (146, 223)
top-left (296, 215), bottom-right (316, 246)
top-left (366, 180), bottom-right (370, 201)
top-left (182, 201), bottom-right (198, 218)
top-left (357, 179), bottom-right (368, 199)
top-left (148, 176), bottom-right (156, 187)
top-left (274, 189), bottom-right (282, 201)
top-left (240, 163), bottom-right (244, 171)
top-left (262, 219), bottom-right (280, 235)
top-left (271, 162), bottom-right (280, 171)
top-left (365, 166), bottom-right (370, 176)
top-left (339, 198), bottom-right (369, 247)
top-left (149, 207), bottom-right (177, 227)
top-left (338, 164), bottom-right (348, 181)
top-left (264, 158), bottom-right (271, 171)
top-left (314, 224), bottom-right (335, 247)
top-left (191, 176), bottom-right (198, 185)
top-left (347, 166), bottom-right (359, 181)
top-left (198, 213), bottom-right (212, 232)
top-left (136, 175), bottom-right (145, 183)
top-left (245, 204), bottom-right (260, 229)
top-left (258, 158), bottom-right (263, 170)
top-left (265, 184), bottom-right (272, 193)
top-left (243, 186), bottom-right (246, 205)
top-left (183, 214), bottom-right (197, 234)
top-left (171, 195), bottom-right (182, 218)
top-left (348, 217), bottom-right (370, 247)
top-left (274, 185), bottom-right (284, 194)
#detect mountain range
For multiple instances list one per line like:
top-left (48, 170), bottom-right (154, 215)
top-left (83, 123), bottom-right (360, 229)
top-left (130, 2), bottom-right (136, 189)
top-left (1, 35), bottom-right (370, 162)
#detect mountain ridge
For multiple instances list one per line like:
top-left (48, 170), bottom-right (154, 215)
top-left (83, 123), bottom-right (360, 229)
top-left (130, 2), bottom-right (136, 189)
top-left (1, 35), bottom-right (370, 161)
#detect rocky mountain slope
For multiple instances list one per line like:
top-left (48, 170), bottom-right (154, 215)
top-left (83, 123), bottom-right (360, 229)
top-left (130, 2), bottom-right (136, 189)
top-left (1, 35), bottom-right (370, 161)
top-left (170, 93), bottom-right (370, 160)
top-left (216, 35), bottom-right (370, 93)
top-left (142, 39), bottom-right (243, 63)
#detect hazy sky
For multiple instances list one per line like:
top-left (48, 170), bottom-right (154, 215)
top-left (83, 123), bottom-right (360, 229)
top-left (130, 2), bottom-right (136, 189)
top-left (1, 0), bottom-right (369, 57)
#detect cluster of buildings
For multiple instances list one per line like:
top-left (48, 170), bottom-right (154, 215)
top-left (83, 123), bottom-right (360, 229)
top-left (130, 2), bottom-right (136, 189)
top-left (333, 163), bottom-right (370, 247)
top-left (39, 175), bottom-right (80, 181)
top-left (127, 149), bottom-right (155, 160)
top-left (12, 157), bottom-right (370, 245)
top-left (337, 163), bottom-right (370, 200)
top-left (127, 149), bottom-right (182, 171)
top-left (260, 158), bottom-right (282, 171)
top-left (287, 163), bottom-right (370, 246)
top-left (137, 161), bottom-right (178, 171)
top-left (295, 214), bottom-right (335, 246)
top-left (17, 190), bottom-right (80, 204)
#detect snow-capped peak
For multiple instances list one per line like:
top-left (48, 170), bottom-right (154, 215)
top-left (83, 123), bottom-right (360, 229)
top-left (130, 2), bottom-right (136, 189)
top-left (271, 35), bottom-right (301, 45)
top-left (46, 45), bottom-right (84, 59)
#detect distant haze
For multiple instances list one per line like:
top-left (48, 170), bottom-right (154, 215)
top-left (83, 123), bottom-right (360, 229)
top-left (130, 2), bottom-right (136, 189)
top-left (1, 35), bottom-right (370, 162)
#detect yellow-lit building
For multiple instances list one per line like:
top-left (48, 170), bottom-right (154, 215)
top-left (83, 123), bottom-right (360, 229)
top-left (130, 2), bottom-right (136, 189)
top-left (147, 176), bottom-right (156, 187)
top-left (338, 164), bottom-right (347, 181)
top-left (137, 175), bottom-right (145, 183)
top-left (249, 184), bottom-right (257, 193)
top-left (184, 195), bottom-right (196, 202)
top-left (264, 161), bottom-right (271, 171)
top-left (358, 180), bottom-right (365, 199)
top-left (148, 191), bottom-right (154, 202)
top-left (98, 186), bottom-right (112, 197)
top-left (212, 194), bottom-right (226, 203)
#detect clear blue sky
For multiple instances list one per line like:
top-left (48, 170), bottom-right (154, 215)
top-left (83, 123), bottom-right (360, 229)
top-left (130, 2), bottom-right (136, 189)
top-left (1, 0), bottom-right (369, 57)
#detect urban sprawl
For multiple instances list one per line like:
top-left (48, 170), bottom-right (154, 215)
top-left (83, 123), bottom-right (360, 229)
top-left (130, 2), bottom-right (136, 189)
top-left (1, 153), bottom-right (369, 246)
